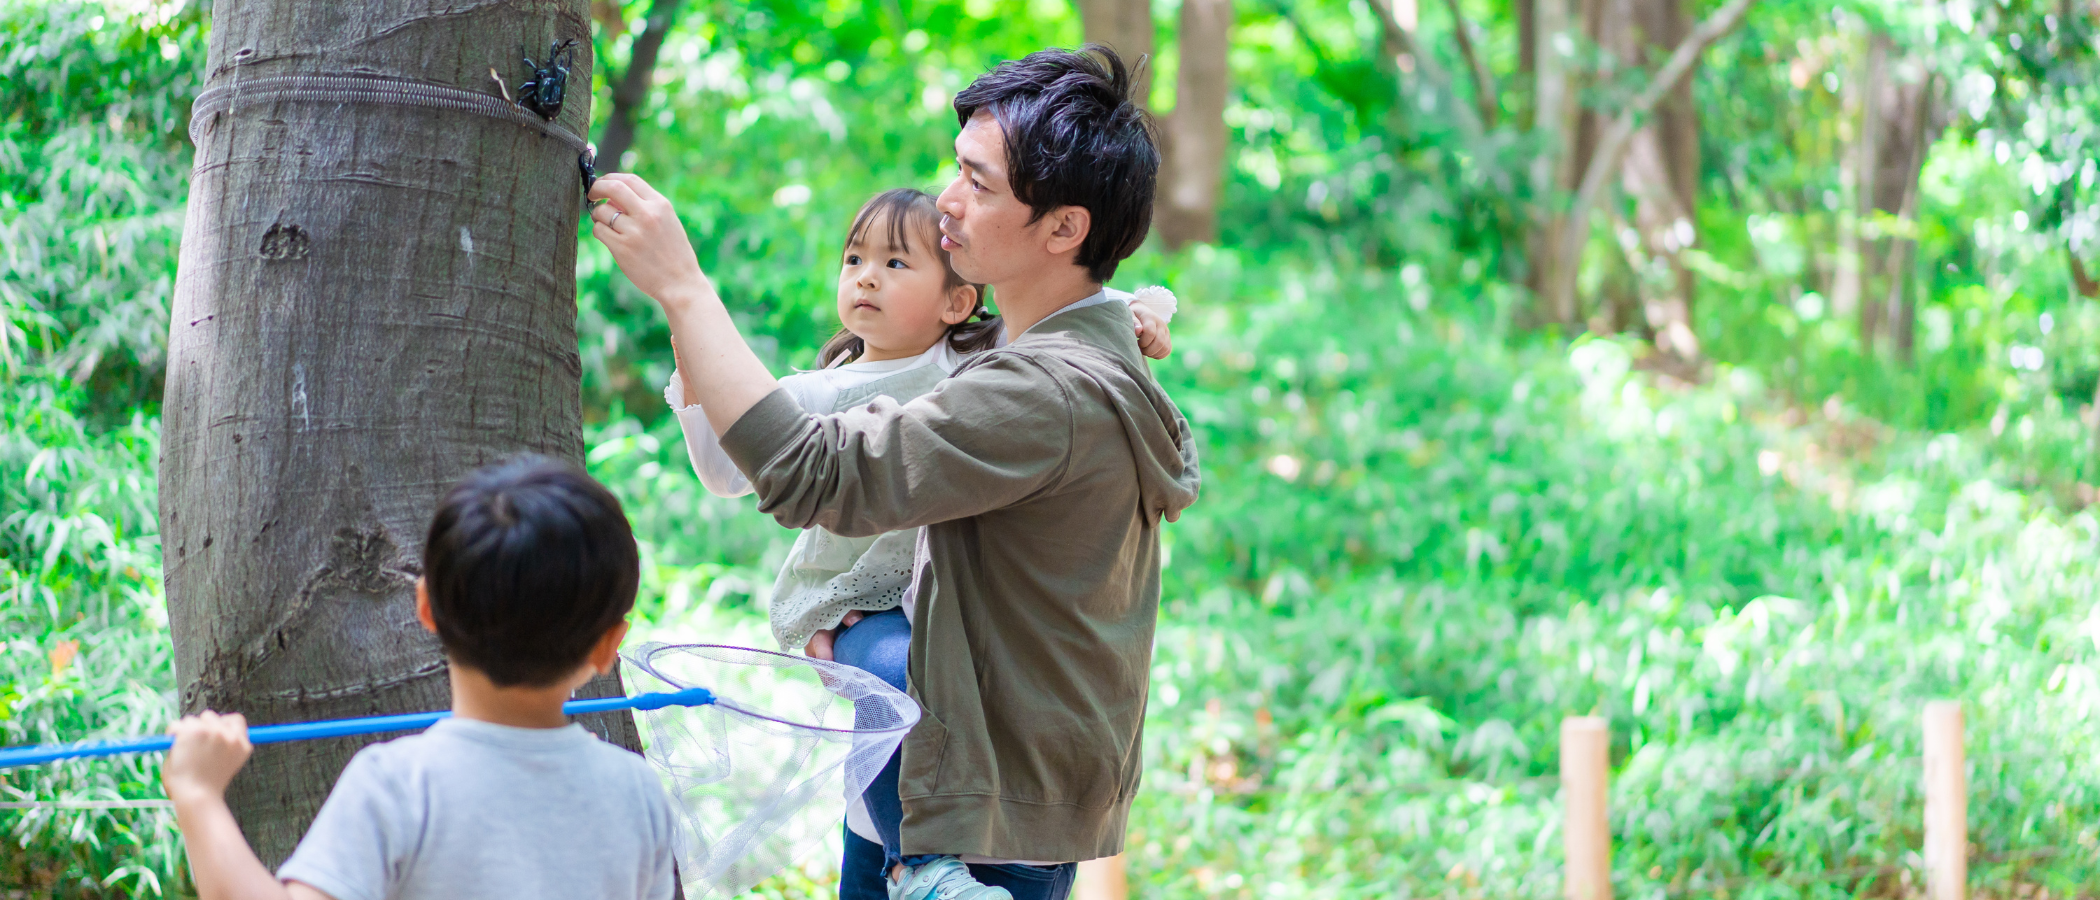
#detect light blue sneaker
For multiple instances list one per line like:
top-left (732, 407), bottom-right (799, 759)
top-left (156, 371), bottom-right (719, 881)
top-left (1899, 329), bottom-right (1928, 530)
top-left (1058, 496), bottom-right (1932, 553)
top-left (887, 856), bottom-right (1012, 900)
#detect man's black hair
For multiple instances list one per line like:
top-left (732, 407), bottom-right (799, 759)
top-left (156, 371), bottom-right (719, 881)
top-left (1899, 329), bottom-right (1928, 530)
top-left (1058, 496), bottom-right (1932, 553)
top-left (424, 455), bottom-right (639, 687)
top-left (953, 44), bottom-right (1158, 282)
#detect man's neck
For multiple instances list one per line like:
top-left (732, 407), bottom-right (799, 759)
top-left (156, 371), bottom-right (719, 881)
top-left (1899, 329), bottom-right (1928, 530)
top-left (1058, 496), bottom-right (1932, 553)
top-left (992, 265), bottom-right (1102, 338)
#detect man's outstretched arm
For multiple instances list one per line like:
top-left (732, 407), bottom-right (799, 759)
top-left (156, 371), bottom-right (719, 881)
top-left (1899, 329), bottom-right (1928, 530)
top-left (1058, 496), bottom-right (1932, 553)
top-left (720, 351), bottom-right (1073, 537)
top-left (588, 172), bottom-right (1074, 535)
top-left (587, 173), bottom-right (777, 437)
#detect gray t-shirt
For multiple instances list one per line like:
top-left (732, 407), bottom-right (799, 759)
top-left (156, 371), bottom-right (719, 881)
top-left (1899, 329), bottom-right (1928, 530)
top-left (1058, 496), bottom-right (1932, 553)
top-left (278, 718), bottom-right (677, 900)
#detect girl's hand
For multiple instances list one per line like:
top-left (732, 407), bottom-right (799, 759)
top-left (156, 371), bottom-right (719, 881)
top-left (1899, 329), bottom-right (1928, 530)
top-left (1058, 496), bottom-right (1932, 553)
top-left (805, 629), bottom-right (837, 661)
top-left (588, 174), bottom-right (710, 312)
top-left (162, 711), bottom-right (252, 805)
top-left (1133, 304), bottom-right (1173, 359)
top-left (801, 611), bottom-right (868, 661)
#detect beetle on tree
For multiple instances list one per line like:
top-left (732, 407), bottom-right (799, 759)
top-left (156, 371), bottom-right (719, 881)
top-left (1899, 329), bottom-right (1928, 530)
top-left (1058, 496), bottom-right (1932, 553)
top-left (518, 38), bottom-right (579, 121)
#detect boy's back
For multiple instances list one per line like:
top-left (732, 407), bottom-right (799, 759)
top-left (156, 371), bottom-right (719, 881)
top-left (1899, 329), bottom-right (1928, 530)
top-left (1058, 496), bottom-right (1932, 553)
top-left (279, 718), bottom-right (677, 900)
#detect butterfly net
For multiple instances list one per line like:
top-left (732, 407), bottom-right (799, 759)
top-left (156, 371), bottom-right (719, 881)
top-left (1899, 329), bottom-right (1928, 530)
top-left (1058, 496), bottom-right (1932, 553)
top-left (621, 642), bottom-right (919, 899)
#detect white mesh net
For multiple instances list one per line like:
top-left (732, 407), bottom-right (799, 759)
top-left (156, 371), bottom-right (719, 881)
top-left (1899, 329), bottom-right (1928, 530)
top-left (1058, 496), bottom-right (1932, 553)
top-left (622, 642), bottom-right (919, 899)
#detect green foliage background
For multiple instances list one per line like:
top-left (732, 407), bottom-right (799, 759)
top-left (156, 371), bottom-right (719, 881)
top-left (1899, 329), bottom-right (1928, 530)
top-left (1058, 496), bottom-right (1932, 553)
top-left (3, 0), bottom-right (2099, 896)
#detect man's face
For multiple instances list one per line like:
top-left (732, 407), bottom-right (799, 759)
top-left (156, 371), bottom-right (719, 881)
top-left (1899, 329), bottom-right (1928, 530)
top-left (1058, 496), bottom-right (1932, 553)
top-left (935, 112), bottom-right (1059, 287)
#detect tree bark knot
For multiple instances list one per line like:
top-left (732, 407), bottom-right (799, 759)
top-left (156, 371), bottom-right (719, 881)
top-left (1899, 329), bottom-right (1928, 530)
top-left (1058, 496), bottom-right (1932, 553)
top-left (188, 527), bottom-right (417, 712)
top-left (259, 223), bottom-right (311, 260)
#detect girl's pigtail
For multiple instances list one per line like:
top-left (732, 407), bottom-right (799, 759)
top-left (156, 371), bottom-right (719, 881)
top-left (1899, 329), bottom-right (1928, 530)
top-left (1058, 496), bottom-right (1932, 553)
top-left (816, 329), bottom-right (867, 368)
top-left (945, 299), bottom-right (1002, 356)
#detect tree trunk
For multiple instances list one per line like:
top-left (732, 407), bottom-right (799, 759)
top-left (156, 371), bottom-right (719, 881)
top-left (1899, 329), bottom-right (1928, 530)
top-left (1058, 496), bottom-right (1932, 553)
top-left (1853, 32), bottom-right (1892, 347)
top-left (1528, 0), bottom-right (1577, 323)
top-left (1570, 0), bottom-right (1612, 183)
top-left (1638, 0), bottom-right (1697, 218)
top-left (1831, 24), bottom-right (1872, 330)
top-left (1518, 0), bottom-right (1536, 78)
top-left (1617, 0), bottom-right (1701, 363)
top-left (1621, 125), bottom-right (1700, 360)
top-left (595, 0), bottom-right (684, 174)
top-left (1542, 0), bottom-right (1755, 327)
top-left (1440, 0), bottom-right (1499, 128)
top-left (164, 0), bottom-right (641, 868)
top-left (1156, 0), bottom-right (1233, 249)
top-left (1867, 52), bottom-right (1937, 362)
top-left (1078, 0), bottom-right (1155, 103)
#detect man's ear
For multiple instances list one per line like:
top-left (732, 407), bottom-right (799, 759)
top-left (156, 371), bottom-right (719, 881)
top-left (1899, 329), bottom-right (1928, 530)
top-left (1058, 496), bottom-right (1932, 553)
top-left (415, 577), bottom-right (437, 635)
top-left (1041, 205), bottom-right (1091, 258)
top-left (587, 620), bottom-right (631, 675)
top-left (940, 283), bottom-right (981, 326)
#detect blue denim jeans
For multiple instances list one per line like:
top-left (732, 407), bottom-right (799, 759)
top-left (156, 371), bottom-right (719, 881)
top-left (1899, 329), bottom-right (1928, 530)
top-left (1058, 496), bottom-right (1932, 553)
top-left (840, 826), bottom-right (1077, 900)
top-left (831, 609), bottom-right (918, 869)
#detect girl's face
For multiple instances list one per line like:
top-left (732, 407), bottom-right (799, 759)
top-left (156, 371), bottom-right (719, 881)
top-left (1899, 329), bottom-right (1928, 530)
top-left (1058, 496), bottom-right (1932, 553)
top-left (836, 215), bottom-right (978, 362)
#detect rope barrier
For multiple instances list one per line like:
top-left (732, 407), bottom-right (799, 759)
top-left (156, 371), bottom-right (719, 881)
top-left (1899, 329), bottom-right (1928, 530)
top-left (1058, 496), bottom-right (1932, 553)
top-left (188, 73), bottom-right (591, 154)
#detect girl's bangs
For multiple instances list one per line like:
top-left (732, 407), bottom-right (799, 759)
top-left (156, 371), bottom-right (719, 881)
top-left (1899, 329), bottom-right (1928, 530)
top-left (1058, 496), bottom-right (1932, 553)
top-left (846, 189), bottom-right (941, 257)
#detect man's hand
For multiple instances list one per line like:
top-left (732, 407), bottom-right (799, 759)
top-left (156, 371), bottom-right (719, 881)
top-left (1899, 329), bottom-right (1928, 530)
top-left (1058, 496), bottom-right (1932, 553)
top-left (163, 711), bottom-right (252, 805)
top-left (1133, 304), bottom-right (1173, 359)
top-left (584, 172), bottom-right (781, 437)
top-left (587, 174), bottom-right (710, 314)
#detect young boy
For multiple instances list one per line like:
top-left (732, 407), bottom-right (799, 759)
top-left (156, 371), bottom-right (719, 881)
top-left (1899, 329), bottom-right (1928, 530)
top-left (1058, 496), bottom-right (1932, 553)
top-left (162, 456), bottom-right (679, 900)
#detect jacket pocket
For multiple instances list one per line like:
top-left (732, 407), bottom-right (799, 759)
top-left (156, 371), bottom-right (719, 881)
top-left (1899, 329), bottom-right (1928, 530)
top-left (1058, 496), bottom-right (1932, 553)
top-left (897, 708), bottom-right (949, 799)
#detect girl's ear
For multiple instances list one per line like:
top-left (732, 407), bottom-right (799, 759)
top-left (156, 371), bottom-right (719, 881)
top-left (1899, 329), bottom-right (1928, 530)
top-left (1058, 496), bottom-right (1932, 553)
top-left (940, 283), bottom-right (980, 326)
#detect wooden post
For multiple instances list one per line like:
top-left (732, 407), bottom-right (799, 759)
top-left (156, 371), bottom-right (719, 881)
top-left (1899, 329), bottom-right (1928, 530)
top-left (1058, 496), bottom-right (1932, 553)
top-left (1077, 854), bottom-right (1128, 900)
top-left (1924, 701), bottom-right (1966, 900)
top-left (1562, 717), bottom-right (1611, 900)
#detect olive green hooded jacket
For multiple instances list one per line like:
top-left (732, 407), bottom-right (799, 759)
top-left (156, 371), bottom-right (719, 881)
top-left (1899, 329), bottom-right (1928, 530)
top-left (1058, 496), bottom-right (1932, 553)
top-left (718, 296), bottom-right (1202, 862)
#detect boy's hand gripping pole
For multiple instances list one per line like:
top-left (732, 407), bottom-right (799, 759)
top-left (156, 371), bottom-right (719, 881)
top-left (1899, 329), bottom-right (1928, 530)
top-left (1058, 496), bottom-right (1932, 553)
top-left (0, 686), bottom-right (715, 770)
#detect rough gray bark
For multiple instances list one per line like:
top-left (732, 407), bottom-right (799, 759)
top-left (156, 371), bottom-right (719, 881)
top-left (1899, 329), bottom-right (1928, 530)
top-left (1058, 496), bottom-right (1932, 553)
top-left (163, 0), bottom-right (641, 867)
top-left (595, 0), bottom-right (684, 173)
top-left (1156, 0), bottom-right (1233, 248)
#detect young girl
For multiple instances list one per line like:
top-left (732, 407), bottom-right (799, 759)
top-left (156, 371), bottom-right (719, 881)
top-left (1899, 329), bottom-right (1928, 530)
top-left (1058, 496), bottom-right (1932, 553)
top-left (662, 187), bottom-right (1176, 900)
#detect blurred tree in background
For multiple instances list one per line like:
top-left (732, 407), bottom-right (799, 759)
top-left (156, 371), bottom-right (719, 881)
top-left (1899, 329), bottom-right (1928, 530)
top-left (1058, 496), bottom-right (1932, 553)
top-left (3, 0), bottom-right (2099, 896)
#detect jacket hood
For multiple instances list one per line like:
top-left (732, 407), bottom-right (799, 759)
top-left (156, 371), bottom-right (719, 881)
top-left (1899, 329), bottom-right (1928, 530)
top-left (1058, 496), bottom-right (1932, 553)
top-left (1005, 299), bottom-right (1202, 523)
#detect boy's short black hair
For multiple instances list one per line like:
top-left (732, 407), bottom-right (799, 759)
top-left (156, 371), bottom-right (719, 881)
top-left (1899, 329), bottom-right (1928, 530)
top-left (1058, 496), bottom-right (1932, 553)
top-left (424, 455), bottom-right (639, 687)
top-left (953, 44), bottom-right (1158, 282)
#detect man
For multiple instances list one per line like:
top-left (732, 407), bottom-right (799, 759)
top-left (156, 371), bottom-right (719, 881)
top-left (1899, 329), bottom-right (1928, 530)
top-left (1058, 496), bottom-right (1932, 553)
top-left (587, 45), bottom-right (1199, 900)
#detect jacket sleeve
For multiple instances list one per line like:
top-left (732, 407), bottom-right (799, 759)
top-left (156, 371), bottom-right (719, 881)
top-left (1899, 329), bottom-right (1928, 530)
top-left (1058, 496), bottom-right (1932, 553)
top-left (717, 352), bottom-right (1074, 537)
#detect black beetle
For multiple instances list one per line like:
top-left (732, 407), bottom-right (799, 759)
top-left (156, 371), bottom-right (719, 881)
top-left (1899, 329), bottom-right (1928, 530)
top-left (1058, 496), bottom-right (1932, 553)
top-left (517, 39), bottom-right (576, 121)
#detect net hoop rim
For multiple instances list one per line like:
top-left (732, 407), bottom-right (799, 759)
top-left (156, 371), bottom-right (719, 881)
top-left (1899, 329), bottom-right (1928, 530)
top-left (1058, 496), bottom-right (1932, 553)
top-left (625, 641), bottom-right (921, 737)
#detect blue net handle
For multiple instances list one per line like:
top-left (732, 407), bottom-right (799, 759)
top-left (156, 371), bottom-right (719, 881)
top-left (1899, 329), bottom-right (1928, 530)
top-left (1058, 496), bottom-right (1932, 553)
top-left (0, 686), bottom-right (714, 770)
